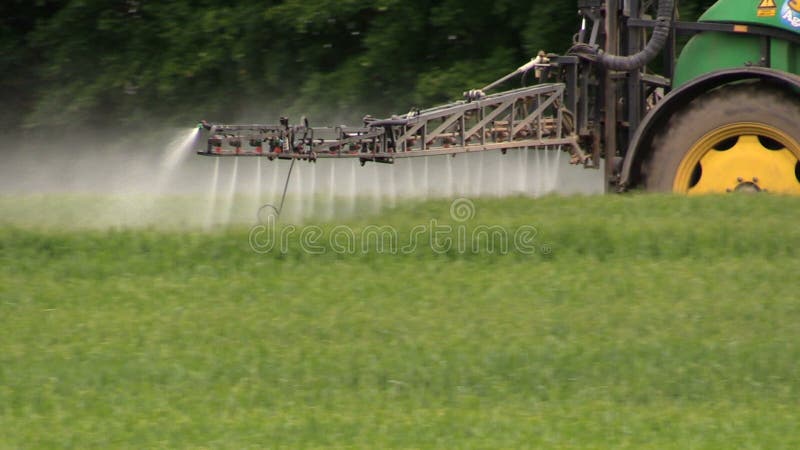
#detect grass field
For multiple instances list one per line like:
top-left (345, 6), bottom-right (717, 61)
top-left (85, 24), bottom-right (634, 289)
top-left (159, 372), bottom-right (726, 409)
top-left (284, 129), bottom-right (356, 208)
top-left (1, 194), bottom-right (800, 448)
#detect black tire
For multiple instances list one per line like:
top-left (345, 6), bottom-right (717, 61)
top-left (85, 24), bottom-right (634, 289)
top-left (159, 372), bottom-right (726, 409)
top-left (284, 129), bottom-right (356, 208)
top-left (644, 83), bottom-right (800, 192)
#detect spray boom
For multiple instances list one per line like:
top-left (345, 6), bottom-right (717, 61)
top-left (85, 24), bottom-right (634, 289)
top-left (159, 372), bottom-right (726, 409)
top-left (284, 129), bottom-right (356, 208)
top-left (196, 83), bottom-right (588, 166)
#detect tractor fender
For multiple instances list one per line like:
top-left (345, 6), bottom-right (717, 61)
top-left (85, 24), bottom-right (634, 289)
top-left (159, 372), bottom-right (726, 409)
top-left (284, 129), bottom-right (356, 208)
top-left (619, 67), bottom-right (800, 190)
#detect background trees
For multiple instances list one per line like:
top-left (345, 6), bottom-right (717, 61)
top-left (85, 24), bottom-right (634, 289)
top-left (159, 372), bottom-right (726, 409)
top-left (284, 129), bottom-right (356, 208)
top-left (1, 0), bottom-right (715, 131)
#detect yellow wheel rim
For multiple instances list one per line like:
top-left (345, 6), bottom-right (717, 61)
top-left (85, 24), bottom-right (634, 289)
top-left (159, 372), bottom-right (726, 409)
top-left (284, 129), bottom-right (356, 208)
top-left (673, 122), bottom-right (800, 195)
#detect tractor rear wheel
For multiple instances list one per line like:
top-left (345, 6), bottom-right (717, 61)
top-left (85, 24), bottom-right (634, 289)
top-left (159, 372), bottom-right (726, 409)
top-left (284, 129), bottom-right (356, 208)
top-left (645, 84), bottom-right (800, 194)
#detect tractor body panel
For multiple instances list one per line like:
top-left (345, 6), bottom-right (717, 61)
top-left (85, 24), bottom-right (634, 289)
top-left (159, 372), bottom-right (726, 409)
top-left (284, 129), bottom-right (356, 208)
top-left (702, 0), bottom-right (800, 33)
top-left (674, 0), bottom-right (800, 87)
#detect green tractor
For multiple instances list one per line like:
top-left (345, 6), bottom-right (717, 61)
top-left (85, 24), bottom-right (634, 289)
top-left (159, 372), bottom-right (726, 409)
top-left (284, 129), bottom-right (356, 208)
top-left (617, 0), bottom-right (800, 194)
top-left (197, 0), bottom-right (800, 196)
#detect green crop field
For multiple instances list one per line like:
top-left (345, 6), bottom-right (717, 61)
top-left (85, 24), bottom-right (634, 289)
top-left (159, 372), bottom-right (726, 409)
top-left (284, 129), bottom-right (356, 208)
top-left (1, 194), bottom-right (800, 449)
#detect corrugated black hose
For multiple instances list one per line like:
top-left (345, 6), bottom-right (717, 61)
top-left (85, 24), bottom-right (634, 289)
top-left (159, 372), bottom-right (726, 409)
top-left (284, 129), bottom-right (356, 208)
top-left (572, 0), bottom-right (675, 71)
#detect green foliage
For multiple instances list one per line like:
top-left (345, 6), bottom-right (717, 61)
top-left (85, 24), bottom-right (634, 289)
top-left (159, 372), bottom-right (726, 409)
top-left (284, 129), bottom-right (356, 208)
top-left (2, 0), bottom-right (718, 130)
top-left (1, 195), bottom-right (800, 447)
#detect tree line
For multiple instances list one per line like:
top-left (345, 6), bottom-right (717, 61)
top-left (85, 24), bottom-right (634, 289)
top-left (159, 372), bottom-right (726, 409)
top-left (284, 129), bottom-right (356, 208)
top-left (1, 0), bottom-right (715, 131)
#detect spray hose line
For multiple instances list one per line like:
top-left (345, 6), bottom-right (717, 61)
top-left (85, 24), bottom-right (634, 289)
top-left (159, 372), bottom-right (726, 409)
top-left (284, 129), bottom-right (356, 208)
top-left (257, 156), bottom-right (296, 223)
top-left (570, 0), bottom-right (674, 71)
